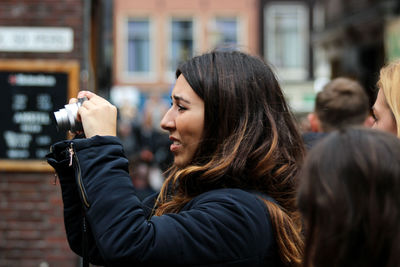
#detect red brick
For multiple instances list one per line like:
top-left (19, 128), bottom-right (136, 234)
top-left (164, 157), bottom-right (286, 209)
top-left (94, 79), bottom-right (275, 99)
top-left (0, 171), bottom-right (77, 266)
top-left (0, 0), bottom-right (94, 265)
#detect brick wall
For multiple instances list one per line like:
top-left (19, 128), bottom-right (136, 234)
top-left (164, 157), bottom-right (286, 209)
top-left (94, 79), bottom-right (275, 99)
top-left (0, 1), bottom-right (85, 266)
top-left (0, 173), bottom-right (78, 267)
top-left (0, 0), bottom-right (84, 63)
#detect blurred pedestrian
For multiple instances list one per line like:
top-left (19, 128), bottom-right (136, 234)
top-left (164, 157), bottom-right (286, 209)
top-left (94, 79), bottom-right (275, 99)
top-left (128, 153), bottom-right (157, 201)
top-left (303, 77), bottom-right (370, 149)
top-left (117, 119), bottom-right (136, 158)
top-left (142, 92), bottom-right (169, 133)
top-left (298, 127), bottom-right (400, 267)
top-left (131, 103), bottom-right (172, 173)
top-left (115, 97), bottom-right (140, 159)
top-left (47, 50), bottom-right (304, 266)
top-left (371, 60), bottom-right (400, 136)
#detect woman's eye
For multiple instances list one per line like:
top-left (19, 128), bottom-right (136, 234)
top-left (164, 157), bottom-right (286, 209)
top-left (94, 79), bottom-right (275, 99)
top-left (170, 101), bottom-right (187, 111)
top-left (177, 104), bottom-right (187, 111)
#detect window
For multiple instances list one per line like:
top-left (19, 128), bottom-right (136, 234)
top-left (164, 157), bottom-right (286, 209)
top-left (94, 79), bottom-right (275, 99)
top-left (265, 3), bottom-right (308, 80)
top-left (211, 17), bottom-right (238, 49)
top-left (169, 18), bottom-right (194, 73)
top-left (127, 18), bottom-right (151, 74)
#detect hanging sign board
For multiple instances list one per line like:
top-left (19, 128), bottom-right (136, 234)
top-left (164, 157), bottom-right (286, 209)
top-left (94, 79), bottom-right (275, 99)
top-left (0, 27), bottom-right (73, 52)
top-left (0, 60), bottom-right (79, 172)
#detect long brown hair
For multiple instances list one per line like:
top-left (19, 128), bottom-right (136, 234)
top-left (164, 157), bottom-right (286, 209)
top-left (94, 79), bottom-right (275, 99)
top-left (155, 51), bottom-right (304, 266)
top-left (298, 128), bottom-right (400, 267)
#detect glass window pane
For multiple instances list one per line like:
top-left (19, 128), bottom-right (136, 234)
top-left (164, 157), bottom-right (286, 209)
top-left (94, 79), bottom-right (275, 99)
top-left (215, 18), bottom-right (237, 44)
top-left (273, 10), bottom-right (302, 68)
top-left (127, 19), bottom-right (150, 72)
top-left (267, 5), bottom-right (306, 69)
top-left (170, 19), bottom-right (193, 71)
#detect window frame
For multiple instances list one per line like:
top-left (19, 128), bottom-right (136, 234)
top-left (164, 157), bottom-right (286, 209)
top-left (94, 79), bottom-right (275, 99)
top-left (209, 15), bottom-right (242, 50)
top-left (264, 2), bottom-right (309, 81)
top-left (122, 15), bottom-right (156, 82)
top-left (165, 15), bottom-right (199, 82)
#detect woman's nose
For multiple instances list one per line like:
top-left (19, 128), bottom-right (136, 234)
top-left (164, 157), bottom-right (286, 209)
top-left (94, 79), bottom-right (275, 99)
top-left (160, 108), bottom-right (175, 132)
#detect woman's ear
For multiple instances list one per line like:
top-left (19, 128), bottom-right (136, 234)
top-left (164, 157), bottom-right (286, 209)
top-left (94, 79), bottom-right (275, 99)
top-left (308, 113), bottom-right (321, 133)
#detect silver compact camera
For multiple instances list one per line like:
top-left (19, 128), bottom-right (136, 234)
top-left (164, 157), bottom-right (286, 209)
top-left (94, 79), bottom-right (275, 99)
top-left (54, 97), bottom-right (87, 132)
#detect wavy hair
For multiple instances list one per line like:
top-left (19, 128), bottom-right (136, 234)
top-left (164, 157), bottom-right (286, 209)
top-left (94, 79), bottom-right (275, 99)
top-left (154, 51), bottom-right (305, 266)
top-left (378, 60), bottom-right (400, 137)
top-left (298, 127), bottom-right (400, 267)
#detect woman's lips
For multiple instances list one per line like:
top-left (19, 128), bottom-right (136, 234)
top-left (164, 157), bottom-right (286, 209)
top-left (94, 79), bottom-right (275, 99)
top-left (170, 139), bottom-right (181, 152)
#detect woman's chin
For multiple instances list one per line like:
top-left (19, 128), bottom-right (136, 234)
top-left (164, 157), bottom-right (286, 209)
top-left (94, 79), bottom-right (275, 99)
top-left (173, 157), bottom-right (189, 168)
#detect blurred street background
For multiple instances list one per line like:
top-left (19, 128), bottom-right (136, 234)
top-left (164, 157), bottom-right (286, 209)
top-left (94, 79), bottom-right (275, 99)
top-left (0, 0), bottom-right (399, 266)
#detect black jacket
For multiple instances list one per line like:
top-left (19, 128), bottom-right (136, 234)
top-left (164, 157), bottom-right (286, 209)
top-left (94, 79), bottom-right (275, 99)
top-left (47, 135), bottom-right (281, 266)
top-left (302, 132), bottom-right (328, 151)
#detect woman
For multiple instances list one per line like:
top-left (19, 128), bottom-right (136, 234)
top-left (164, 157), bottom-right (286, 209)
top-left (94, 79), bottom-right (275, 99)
top-left (47, 51), bottom-right (304, 266)
top-left (297, 127), bottom-right (400, 267)
top-left (372, 59), bottom-right (400, 136)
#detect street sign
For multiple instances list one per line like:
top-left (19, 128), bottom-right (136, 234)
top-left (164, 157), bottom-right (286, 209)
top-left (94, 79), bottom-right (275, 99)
top-left (0, 27), bottom-right (73, 53)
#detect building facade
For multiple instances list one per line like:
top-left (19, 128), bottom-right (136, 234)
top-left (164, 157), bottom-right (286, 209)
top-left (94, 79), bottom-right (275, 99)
top-left (312, 0), bottom-right (400, 105)
top-left (113, 0), bottom-right (260, 93)
top-left (0, 1), bottom-right (106, 266)
top-left (260, 0), bottom-right (319, 113)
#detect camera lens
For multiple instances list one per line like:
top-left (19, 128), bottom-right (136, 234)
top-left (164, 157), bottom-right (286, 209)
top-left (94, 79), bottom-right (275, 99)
top-left (53, 97), bottom-right (87, 132)
top-left (54, 109), bottom-right (70, 131)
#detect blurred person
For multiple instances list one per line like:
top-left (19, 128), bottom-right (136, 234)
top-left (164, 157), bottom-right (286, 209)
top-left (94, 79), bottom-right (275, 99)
top-left (297, 127), bottom-right (400, 267)
top-left (297, 115), bottom-right (312, 134)
top-left (119, 99), bottom-right (138, 122)
top-left (117, 119), bottom-right (136, 158)
top-left (128, 154), bottom-right (157, 201)
top-left (132, 109), bottom-right (158, 157)
top-left (116, 99), bottom-right (140, 159)
top-left (372, 60), bottom-right (400, 136)
top-left (303, 77), bottom-right (370, 149)
top-left (47, 50), bottom-right (304, 266)
top-left (132, 105), bottom-right (172, 173)
top-left (142, 92), bottom-right (169, 133)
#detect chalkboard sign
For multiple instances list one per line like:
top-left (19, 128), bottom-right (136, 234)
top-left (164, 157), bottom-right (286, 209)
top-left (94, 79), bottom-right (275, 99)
top-left (0, 60), bottom-right (79, 172)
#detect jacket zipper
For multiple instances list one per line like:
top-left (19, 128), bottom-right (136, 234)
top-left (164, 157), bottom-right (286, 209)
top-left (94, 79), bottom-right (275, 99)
top-left (69, 143), bottom-right (90, 266)
top-left (69, 143), bottom-right (90, 208)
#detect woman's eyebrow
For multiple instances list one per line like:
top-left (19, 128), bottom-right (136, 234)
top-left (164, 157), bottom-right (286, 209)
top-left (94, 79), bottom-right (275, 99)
top-left (172, 94), bottom-right (191, 104)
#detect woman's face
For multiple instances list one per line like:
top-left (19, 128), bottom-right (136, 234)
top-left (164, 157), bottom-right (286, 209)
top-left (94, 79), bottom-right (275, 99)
top-left (160, 74), bottom-right (205, 167)
top-left (372, 89), bottom-right (397, 135)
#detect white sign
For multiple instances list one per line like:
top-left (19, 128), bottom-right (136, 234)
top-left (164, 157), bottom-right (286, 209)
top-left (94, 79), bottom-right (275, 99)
top-left (0, 27), bottom-right (73, 52)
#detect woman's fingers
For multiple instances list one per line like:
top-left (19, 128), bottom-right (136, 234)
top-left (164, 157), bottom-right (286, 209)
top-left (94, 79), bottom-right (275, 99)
top-left (77, 90), bottom-right (95, 99)
top-left (69, 97), bottom-right (78, 104)
top-left (67, 91), bottom-right (117, 138)
top-left (72, 91), bottom-right (117, 138)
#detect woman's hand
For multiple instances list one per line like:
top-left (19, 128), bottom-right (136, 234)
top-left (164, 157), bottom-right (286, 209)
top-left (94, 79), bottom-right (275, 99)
top-left (72, 91), bottom-right (117, 138)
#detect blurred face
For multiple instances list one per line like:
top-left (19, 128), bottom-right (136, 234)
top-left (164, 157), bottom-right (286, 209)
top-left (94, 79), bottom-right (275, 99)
top-left (160, 75), bottom-right (204, 167)
top-left (372, 89), bottom-right (397, 135)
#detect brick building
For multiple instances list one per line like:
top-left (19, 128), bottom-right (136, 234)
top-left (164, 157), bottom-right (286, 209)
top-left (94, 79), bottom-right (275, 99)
top-left (0, 1), bottom-right (107, 266)
top-left (0, 0), bottom-right (259, 265)
top-left (112, 0), bottom-right (260, 93)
